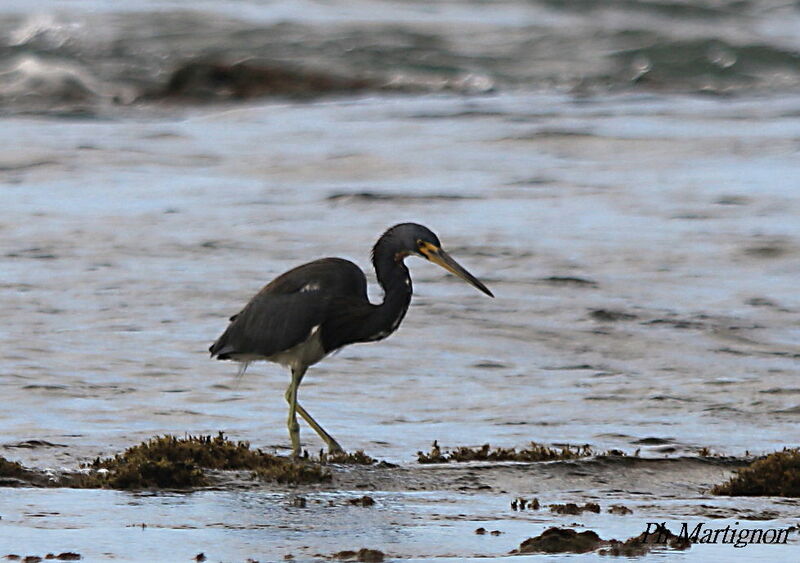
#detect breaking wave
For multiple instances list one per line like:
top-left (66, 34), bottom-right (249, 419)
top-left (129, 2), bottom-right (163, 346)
top-left (0, 2), bottom-right (798, 114)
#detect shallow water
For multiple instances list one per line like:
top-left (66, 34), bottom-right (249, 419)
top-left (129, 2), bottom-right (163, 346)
top-left (2, 459), bottom-right (799, 561)
top-left (4, 93), bottom-right (799, 466)
top-left (2, 0), bottom-right (800, 561)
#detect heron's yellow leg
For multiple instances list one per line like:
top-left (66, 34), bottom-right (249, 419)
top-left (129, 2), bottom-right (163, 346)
top-left (286, 368), bottom-right (303, 456)
top-left (284, 376), bottom-right (343, 454)
top-left (295, 403), bottom-right (343, 454)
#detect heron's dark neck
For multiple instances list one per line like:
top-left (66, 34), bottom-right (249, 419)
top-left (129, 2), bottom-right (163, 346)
top-left (365, 239), bottom-right (413, 340)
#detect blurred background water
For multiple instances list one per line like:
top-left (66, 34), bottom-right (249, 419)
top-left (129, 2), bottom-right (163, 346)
top-left (1, 2), bottom-right (800, 559)
top-left (1, 0), bottom-right (800, 114)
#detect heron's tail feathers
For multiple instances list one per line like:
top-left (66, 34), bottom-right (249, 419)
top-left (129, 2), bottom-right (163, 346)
top-left (209, 337), bottom-right (236, 359)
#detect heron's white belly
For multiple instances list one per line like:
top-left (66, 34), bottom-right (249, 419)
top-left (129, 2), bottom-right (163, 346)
top-left (232, 324), bottom-right (328, 371)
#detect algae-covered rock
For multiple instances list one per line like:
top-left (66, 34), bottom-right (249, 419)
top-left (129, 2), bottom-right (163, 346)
top-left (711, 448), bottom-right (800, 497)
top-left (549, 502), bottom-right (601, 515)
top-left (418, 441), bottom-right (594, 463)
top-left (608, 504), bottom-right (633, 515)
top-left (0, 455), bottom-right (25, 478)
top-left (158, 60), bottom-right (377, 101)
top-left (333, 548), bottom-right (385, 562)
top-left (599, 524), bottom-right (690, 556)
top-left (512, 525), bottom-right (690, 556)
top-left (322, 450), bottom-right (376, 465)
top-left (83, 433), bottom-right (331, 489)
top-left (513, 527), bottom-right (604, 554)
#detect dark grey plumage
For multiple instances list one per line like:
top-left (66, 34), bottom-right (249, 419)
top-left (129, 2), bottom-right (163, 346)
top-left (210, 257), bottom-right (375, 360)
top-left (209, 223), bottom-right (492, 455)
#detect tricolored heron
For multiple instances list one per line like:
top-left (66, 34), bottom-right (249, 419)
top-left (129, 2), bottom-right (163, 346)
top-left (209, 223), bottom-right (493, 456)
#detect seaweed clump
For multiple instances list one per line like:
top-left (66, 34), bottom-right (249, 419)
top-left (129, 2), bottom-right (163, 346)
top-left (608, 504), bottom-right (633, 515)
top-left (322, 450), bottom-right (376, 465)
top-left (417, 441), bottom-right (593, 463)
top-left (598, 524), bottom-right (690, 556)
top-left (711, 448), bottom-right (800, 497)
top-left (333, 548), bottom-right (385, 562)
top-left (347, 495), bottom-right (376, 507)
top-left (549, 502), bottom-right (601, 515)
top-left (81, 433), bottom-right (330, 489)
top-left (511, 497), bottom-right (540, 511)
top-left (4, 555), bottom-right (81, 562)
top-left (511, 528), bottom-right (605, 554)
top-left (511, 525), bottom-right (690, 556)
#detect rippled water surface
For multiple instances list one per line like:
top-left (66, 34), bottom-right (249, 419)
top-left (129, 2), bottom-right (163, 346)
top-left (1, 1), bottom-right (800, 561)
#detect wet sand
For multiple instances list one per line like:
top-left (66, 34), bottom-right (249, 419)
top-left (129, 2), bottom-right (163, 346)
top-left (2, 454), bottom-right (798, 561)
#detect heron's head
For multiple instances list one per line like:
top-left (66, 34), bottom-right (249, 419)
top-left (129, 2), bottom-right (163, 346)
top-left (379, 223), bottom-right (494, 297)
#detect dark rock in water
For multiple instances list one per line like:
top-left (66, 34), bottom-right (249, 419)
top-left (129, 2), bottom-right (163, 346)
top-left (715, 195), bottom-right (750, 206)
top-left (514, 525), bottom-right (690, 556)
top-left (632, 437), bottom-right (672, 445)
top-left (512, 527), bottom-right (604, 554)
top-left (157, 60), bottom-right (378, 101)
top-left (589, 309), bottom-right (638, 322)
top-left (743, 244), bottom-right (789, 258)
top-left (549, 502), bottom-right (601, 515)
top-left (642, 318), bottom-right (705, 330)
top-left (541, 276), bottom-right (598, 288)
top-left (3, 440), bottom-right (67, 449)
top-left (348, 495), bottom-right (376, 507)
top-left (0, 456), bottom-right (25, 479)
top-left (599, 524), bottom-right (690, 556)
top-left (333, 548), bottom-right (385, 562)
top-left (745, 297), bottom-right (779, 308)
top-left (327, 191), bottom-right (476, 203)
top-left (608, 504), bottom-right (633, 515)
top-left (472, 361), bottom-right (507, 369)
top-left (511, 497), bottom-right (540, 511)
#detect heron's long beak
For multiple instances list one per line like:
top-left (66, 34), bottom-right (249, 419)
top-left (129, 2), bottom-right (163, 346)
top-left (420, 243), bottom-right (494, 297)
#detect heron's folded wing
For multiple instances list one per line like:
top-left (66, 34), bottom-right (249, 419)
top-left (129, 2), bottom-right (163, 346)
top-left (210, 292), bottom-right (328, 359)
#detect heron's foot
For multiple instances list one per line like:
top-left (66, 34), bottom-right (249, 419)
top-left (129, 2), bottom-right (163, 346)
top-left (326, 440), bottom-right (344, 455)
top-left (288, 421), bottom-right (301, 459)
